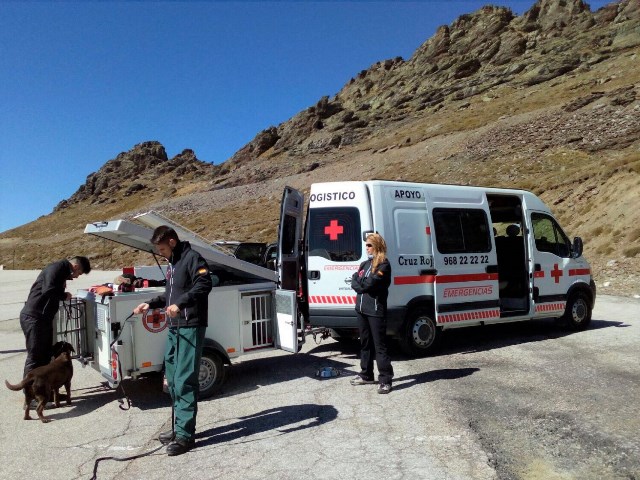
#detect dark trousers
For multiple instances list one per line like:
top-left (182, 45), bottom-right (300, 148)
top-left (357, 312), bottom-right (394, 385)
top-left (165, 326), bottom-right (206, 441)
top-left (20, 313), bottom-right (54, 379)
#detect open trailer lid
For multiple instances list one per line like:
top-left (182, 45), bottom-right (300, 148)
top-left (84, 218), bottom-right (278, 282)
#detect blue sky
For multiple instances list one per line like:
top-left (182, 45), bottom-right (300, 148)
top-left (0, 0), bottom-right (611, 233)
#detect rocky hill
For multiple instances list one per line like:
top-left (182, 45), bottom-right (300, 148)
top-left (1, 0), bottom-right (639, 296)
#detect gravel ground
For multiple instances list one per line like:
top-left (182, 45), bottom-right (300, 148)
top-left (1, 268), bottom-right (638, 480)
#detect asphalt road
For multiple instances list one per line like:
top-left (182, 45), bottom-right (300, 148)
top-left (0, 271), bottom-right (638, 480)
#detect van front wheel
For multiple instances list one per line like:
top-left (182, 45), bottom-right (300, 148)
top-left (562, 292), bottom-right (592, 331)
top-left (399, 308), bottom-right (441, 357)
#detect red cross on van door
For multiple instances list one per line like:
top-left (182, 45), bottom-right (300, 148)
top-left (324, 220), bottom-right (344, 240)
top-left (551, 263), bottom-right (563, 283)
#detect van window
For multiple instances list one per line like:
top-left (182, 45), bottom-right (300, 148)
top-left (394, 209), bottom-right (430, 253)
top-left (308, 207), bottom-right (361, 262)
top-left (531, 213), bottom-right (571, 257)
top-left (281, 215), bottom-right (297, 255)
top-left (433, 208), bottom-right (491, 253)
top-left (233, 243), bottom-right (266, 264)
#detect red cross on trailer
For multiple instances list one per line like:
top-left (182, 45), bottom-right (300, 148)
top-left (324, 219), bottom-right (344, 240)
top-left (551, 263), bottom-right (563, 283)
top-left (143, 310), bottom-right (168, 333)
top-left (147, 314), bottom-right (162, 329)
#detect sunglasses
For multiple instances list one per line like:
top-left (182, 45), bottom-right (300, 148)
top-left (365, 243), bottom-right (373, 247)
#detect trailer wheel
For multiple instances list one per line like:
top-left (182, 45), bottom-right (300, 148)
top-left (199, 350), bottom-right (226, 398)
top-left (562, 291), bottom-right (592, 331)
top-left (399, 308), bottom-right (441, 357)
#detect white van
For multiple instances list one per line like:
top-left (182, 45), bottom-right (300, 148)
top-left (278, 181), bottom-right (596, 356)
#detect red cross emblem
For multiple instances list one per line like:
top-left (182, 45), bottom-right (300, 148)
top-left (550, 264), bottom-right (563, 284)
top-left (142, 309), bottom-right (168, 333)
top-left (324, 220), bottom-right (344, 240)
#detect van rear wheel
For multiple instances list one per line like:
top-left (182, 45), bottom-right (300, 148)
top-left (562, 292), bottom-right (592, 331)
top-left (399, 308), bottom-right (441, 357)
top-left (199, 350), bottom-right (227, 398)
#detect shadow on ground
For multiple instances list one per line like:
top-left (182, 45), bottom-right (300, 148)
top-left (392, 367), bottom-right (480, 391)
top-left (436, 317), bottom-right (625, 357)
top-left (44, 374), bottom-right (169, 420)
top-left (195, 403), bottom-right (338, 448)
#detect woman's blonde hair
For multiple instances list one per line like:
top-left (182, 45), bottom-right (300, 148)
top-left (366, 233), bottom-right (387, 272)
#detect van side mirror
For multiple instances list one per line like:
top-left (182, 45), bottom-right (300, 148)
top-left (572, 237), bottom-right (583, 258)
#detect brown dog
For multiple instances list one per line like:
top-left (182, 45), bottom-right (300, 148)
top-left (5, 342), bottom-right (75, 423)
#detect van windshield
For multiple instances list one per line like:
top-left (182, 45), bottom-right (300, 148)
top-left (308, 207), bottom-right (362, 262)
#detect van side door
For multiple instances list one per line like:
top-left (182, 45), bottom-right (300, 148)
top-left (278, 186), bottom-right (304, 291)
top-left (428, 197), bottom-right (500, 326)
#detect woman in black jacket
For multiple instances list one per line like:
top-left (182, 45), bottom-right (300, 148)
top-left (350, 233), bottom-right (394, 394)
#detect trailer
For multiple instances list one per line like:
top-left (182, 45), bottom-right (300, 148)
top-left (56, 212), bottom-right (302, 398)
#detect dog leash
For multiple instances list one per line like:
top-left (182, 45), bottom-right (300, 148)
top-left (110, 312), bottom-right (136, 410)
top-left (90, 443), bottom-right (165, 480)
top-left (90, 309), bottom-right (175, 479)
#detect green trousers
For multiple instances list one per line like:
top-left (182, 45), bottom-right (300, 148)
top-left (164, 325), bottom-right (206, 441)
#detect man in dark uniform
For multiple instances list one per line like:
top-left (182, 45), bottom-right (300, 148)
top-left (134, 225), bottom-right (212, 456)
top-left (20, 256), bottom-right (91, 379)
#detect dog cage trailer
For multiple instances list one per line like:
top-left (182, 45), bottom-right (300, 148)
top-left (55, 211), bottom-right (303, 398)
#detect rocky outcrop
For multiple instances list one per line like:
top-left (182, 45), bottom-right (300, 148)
top-left (519, 0), bottom-right (595, 33)
top-left (223, 0), bottom-right (638, 171)
top-left (55, 141), bottom-right (216, 209)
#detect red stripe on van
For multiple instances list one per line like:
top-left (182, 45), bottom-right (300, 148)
top-left (394, 273), bottom-right (499, 285)
top-left (438, 309), bottom-right (500, 323)
top-left (533, 271), bottom-right (545, 278)
top-left (436, 273), bottom-right (499, 283)
top-left (535, 302), bottom-right (565, 312)
top-left (394, 275), bottom-right (436, 285)
top-left (569, 268), bottom-right (590, 276)
top-left (309, 296), bottom-right (357, 305)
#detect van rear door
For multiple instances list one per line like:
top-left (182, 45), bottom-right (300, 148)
top-left (277, 186), bottom-right (304, 291)
top-left (427, 190), bottom-right (500, 326)
top-left (305, 182), bottom-right (372, 327)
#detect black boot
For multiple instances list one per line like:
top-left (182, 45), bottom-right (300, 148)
top-left (166, 437), bottom-right (195, 456)
top-left (158, 430), bottom-right (175, 445)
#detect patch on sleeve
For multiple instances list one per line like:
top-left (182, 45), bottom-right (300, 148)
top-left (197, 267), bottom-right (209, 276)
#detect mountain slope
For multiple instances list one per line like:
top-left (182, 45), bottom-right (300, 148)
top-left (1, 0), bottom-right (639, 295)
